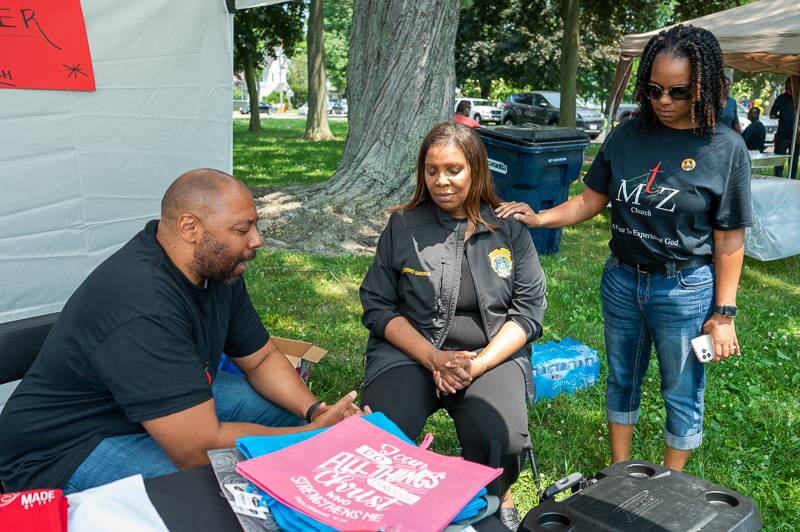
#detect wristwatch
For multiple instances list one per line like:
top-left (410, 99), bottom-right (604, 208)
top-left (713, 305), bottom-right (737, 318)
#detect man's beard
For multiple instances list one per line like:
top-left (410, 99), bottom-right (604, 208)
top-left (189, 231), bottom-right (255, 285)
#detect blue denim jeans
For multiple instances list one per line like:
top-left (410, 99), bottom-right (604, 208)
top-left (600, 255), bottom-right (714, 451)
top-left (63, 371), bottom-right (304, 494)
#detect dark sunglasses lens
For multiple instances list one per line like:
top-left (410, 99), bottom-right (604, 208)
top-left (645, 84), bottom-right (663, 100)
top-left (669, 86), bottom-right (692, 101)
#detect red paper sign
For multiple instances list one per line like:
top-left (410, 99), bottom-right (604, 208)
top-left (0, 0), bottom-right (95, 91)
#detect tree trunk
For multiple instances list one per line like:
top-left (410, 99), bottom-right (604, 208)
top-left (320, 0), bottom-right (461, 212)
top-left (558, 0), bottom-right (579, 128)
top-left (304, 0), bottom-right (335, 141)
top-left (244, 54), bottom-right (263, 132)
top-left (480, 74), bottom-right (492, 100)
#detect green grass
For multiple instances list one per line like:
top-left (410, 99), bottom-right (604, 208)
top-left (233, 118), bottom-right (348, 188)
top-left (236, 119), bottom-right (800, 530)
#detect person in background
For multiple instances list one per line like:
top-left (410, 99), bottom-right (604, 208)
top-left (719, 78), bottom-right (741, 133)
top-left (771, 78), bottom-right (798, 179)
top-left (360, 122), bottom-right (547, 530)
top-left (741, 107), bottom-right (766, 152)
top-left (496, 25), bottom-right (751, 473)
top-left (454, 99), bottom-right (480, 128)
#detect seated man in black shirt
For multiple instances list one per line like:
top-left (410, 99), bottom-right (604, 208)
top-left (741, 107), bottom-right (766, 152)
top-left (0, 169), bottom-right (362, 493)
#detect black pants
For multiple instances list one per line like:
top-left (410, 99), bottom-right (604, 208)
top-left (361, 360), bottom-right (531, 499)
top-left (774, 135), bottom-right (799, 179)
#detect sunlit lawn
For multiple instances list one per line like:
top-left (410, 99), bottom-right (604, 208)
top-left (237, 118), bottom-right (800, 530)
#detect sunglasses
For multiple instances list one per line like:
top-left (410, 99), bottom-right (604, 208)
top-left (645, 83), bottom-right (692, 101)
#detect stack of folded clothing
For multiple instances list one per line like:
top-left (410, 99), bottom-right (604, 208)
top-left (0, 488), bottom-right (68, 532)
top-left (233, 413), bottom-right (499, 532)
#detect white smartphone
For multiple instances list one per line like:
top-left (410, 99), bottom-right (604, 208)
top-left (690, 333), bottom-right (715, 363)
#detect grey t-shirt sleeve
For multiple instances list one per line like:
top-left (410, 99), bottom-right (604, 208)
top-left (224, 279), bottom-right (270, 358)
top-left (89, 317), bottom-right (212, 423)
top-left (714, 143), bottom-right (753, 230)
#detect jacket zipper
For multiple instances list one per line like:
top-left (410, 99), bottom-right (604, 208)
top-left (436, 223), bottom-right (465, 348)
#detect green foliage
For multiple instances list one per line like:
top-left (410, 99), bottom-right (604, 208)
top-left (233, 85), bottom-right (245, 100)
top-left (732, 72), bottom-right (788, 105)
top-left (455, 0), bottom-right (666, 106)
top-left (461, 78), bottom-right (532, 103)
top-left (288, 42), bottom-right (309, 106)
top-left (671, 0), bottom-right (754, 21)
top-left (455, 0), bottom-right (764, 109)
top-left (236, 119), bottom-right (800, 529)
top-left (232, 118), bottom-right (348, 188)
top-left (233, 3), bottom-right (305, 74)
top-left (322, 0), bottom-right (353, 92)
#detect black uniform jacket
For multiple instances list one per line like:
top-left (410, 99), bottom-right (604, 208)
top-left (360, 200), bottom-right (547, 387)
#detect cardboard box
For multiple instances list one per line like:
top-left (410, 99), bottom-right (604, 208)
top-left (272, 336), bottom-right (328, 384)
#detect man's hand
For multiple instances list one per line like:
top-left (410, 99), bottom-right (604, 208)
top-left (309, 391), bottom-right (369, 428)
top-left (429, 350), bottom-right (475, 394)
top-left (703, 315), bottom-right (740, 362)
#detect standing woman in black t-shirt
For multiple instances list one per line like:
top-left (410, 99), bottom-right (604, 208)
top-left (496, 25), bottom-right (751, 472)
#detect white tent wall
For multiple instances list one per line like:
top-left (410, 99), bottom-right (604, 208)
top-left (0, 0), bottom-right (234, 325)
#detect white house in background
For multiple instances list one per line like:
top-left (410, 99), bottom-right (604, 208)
top-left (236, 47), bottom-right (290, 103)
top-left (259, 47), bottom-right (290, 99)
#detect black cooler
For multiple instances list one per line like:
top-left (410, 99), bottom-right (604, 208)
top-left (521, 461), bottom-right (761, 531)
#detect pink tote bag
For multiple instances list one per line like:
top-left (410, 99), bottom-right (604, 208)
top-left (237, 415), bottom-right (502, 531)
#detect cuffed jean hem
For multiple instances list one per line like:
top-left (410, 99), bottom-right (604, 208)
top-left (606, 408), bottom-right (640, 425)
top-left (664, 428), bottom-right (703, 451)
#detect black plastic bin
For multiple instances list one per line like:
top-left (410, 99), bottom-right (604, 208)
top-left (520, 461), bottom-right (761, 531)
top-left (478, 126), bottom-right (589, 255)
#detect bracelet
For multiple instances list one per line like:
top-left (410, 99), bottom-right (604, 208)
top-left (305, 400), bottom-right (323, 423)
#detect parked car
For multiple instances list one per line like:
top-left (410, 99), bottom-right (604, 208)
top-left (737, 103), bottom-right (777, 144)
top-left (298, 103), bottom-right (308, 116)
top-left (239, 102), bottom-right (274, 115)
top-left (615, 103), bottom-right (638, 123)
top-left (454, 98), bottom-right (502, 124)
top-left (331, 98), bottom-right (348, 115)
top-left (501, 91), bottom-right (604, 138)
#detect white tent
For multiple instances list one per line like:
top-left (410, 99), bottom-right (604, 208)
top-left (607, 0), bottom-right (800, 174)
top-left (0, 0), bottom-right (241, 326)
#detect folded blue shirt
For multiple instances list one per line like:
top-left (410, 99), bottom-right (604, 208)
top-left (236, 412), bottom-right (487, 530)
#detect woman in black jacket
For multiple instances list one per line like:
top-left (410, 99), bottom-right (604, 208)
top-left (360, 121), bottom-right (547, 529)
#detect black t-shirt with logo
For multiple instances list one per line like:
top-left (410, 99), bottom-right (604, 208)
top-left (0, 220), bottom-right (269, 491)
top-left (583, 118), bottom-right (752, 265)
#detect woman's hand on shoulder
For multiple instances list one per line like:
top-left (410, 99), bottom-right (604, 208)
top-left (495, 201), bottom-right (539, 228)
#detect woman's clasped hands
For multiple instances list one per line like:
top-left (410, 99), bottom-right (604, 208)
top-left (428, 349), bottom-right (486, 394)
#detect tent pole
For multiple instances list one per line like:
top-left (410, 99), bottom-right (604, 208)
top-left (605, 56), bottom-right (633, 132)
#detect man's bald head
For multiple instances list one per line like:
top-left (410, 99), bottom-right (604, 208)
top-left (161, 168), bottom-right (249, 222)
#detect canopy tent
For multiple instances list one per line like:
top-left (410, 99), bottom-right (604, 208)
top-left (0, 0), bottom-right (291, 329)
top-left (606, 0), bottom-right (800, 176)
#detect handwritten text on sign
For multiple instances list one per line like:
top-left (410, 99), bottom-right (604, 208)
top-left (0, 1), bottom-right (95, 91)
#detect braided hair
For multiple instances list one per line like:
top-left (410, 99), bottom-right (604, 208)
top-left (634, 24), bottom-right (727, 136)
